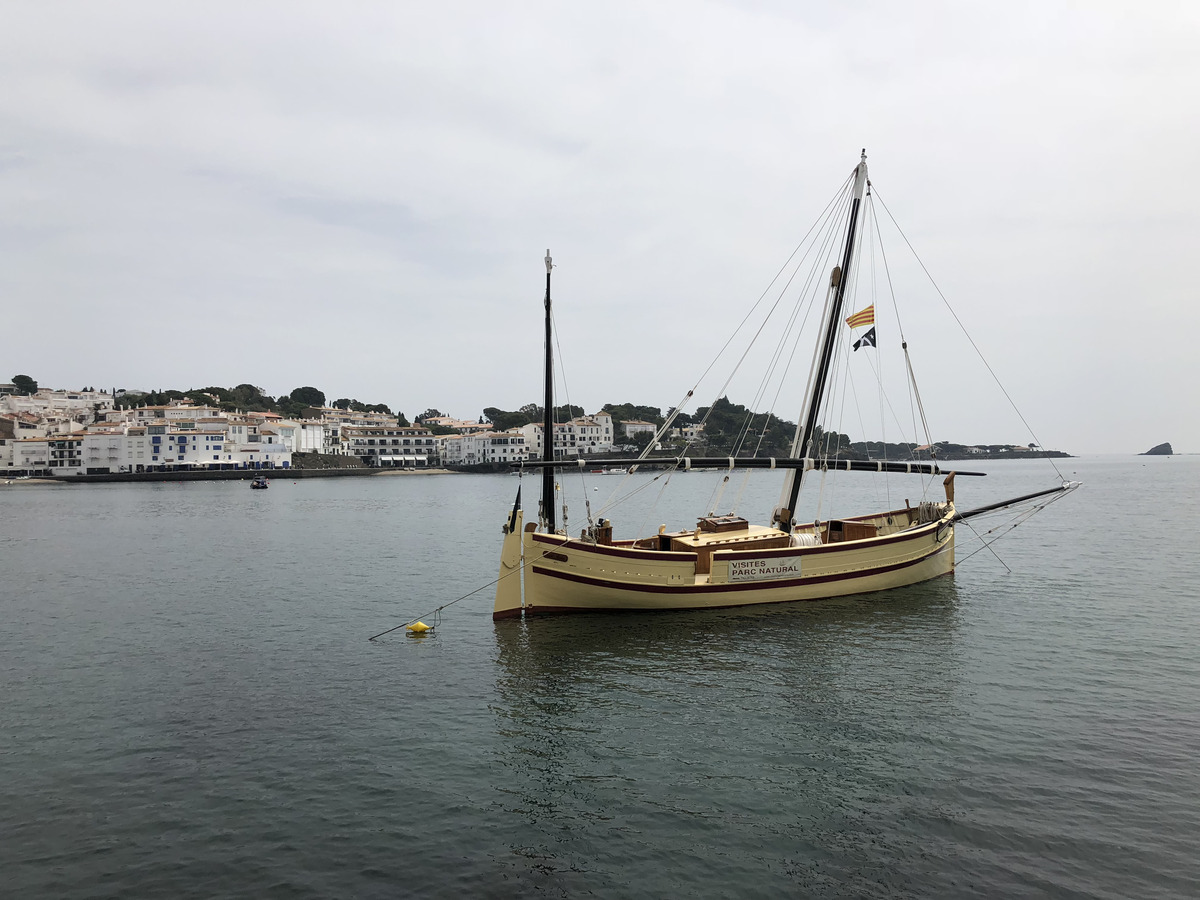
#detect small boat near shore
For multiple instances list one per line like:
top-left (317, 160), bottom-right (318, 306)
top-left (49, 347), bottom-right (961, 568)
top-left (495, 152), bottom-right (1078, 620)
top-left (250, 476), bottom-right (269, 489)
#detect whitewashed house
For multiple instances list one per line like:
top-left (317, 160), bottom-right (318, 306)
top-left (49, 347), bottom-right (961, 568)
top-left (1, 388), bottom-right (114, 424)
top-left (520, 411), bottom-right (615, 459)
top-left (621, 419), bottom-right (658, 438)
top-left (14, 437), bottom-right (52, 474)
top-left (274, 420), bottom-right (327, 454)
top-left (442, 429), bottom-right (529, 465)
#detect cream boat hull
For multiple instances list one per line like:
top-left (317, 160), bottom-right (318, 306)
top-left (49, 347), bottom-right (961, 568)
top-left (494, 505), bottom-right (956, 619)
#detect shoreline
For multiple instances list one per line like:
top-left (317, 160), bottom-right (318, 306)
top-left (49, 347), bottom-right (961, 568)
top-left (2, 468), bottom-right (457, 486)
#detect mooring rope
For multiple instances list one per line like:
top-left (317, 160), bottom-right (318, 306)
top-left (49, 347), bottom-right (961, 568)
top-left (367, 543), bottom-right (555, 641)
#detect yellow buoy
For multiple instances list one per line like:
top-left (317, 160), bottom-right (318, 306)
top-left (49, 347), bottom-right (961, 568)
top-left (406, 621), bottom-right (432, 635)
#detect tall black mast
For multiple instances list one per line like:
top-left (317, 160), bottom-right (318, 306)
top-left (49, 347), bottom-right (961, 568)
top-left (541, 250), bottom-right (556, 532)
top-left (778, 151), bottom-right (869, 531)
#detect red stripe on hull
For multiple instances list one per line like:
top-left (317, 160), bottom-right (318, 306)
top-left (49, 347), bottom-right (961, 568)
top-left (530, 544), bottom-right (948, 595)
top-left (519, 566), bottom-right (955, 617)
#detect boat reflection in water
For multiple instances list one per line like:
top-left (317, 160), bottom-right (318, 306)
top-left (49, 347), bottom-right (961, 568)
top-left (488, 582), bottom-right (964, 891)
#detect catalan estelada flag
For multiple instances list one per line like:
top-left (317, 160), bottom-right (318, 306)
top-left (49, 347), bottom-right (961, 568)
top-left (845, 304), bottom-right (874, 329)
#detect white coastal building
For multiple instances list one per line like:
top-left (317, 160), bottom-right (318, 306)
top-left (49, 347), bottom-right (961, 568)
top-left (104, 402), bottom-right (223, 424)
top-left (441, 429), bottom-right (530, 466)
top-left (7, 418), bottom-right (292, 476)
top-left (421, 416), bottom-right (493, 435)
top-left (1, 388), bottom-right (114, 423)
top-left (273, 420), bottom-right (328, 454)
top-left (304, 407), bottom-right (398, 428)
top-left (13, 436), bottom-right (54, 474)
top-left (341, 425), bottom-right (439, 467)
top-left (621, 419), bottom-right (658, 438)
top-left (669, 423), bottom-right (705, 443)
top-left (131, 421), bottom-right (287, 472)
top-left (520, 411), bottom-right (614, 458)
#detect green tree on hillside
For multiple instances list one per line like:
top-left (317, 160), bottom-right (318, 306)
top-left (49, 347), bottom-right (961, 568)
top-left (691, 397), bottom-right (800, 456)
top-left (602, 402), bottom-right (663, 427)
top-left (11, 374), bottom-right (37, 395)
top-left (483, 407), bottom-right (532, 431)
top-left (666, 408), bottom-right (693, 427)
top-left (229, 384), bottom-right (274, 412)
top-left (194, 386), bottom-right (235, 408)
top-left (289, 386), bottom-right (326, 408)
top-left (553, 404), bottom-right (585, 421)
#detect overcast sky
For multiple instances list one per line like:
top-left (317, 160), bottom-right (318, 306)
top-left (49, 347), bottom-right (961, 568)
top-left (2, 1), bottom-right (1196, 454)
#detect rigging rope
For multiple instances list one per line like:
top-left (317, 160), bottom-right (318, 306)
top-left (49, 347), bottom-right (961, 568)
top-left (729, 197), bottom-right (850, 516)
top-left (872, 196), bottom-right (936, 504)
top-left (866, 192), bottom-right (934, 501)
top-left (550, 308), bottom-right (581, 534)
top-left (866, 195), bottom-right (893, 508)
top-left (954, 487), bottom-right (1075, 567)
top-left (534, 288), bottom-right (602, 535)
top-left (595, 175), bottom-right (857, 538)
top-left (872, 188), bottom-right (1067, 483)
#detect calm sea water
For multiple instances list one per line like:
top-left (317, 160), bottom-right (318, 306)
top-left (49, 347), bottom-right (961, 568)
top-left (2, 457), bottom-right (1198, 898)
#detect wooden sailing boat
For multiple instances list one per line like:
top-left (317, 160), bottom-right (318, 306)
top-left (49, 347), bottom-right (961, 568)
top-left (494, 152), bottom-right (1076, 620)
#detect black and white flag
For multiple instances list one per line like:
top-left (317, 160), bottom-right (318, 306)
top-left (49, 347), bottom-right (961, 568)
top-left (853, 326), bottom-right (876, 351)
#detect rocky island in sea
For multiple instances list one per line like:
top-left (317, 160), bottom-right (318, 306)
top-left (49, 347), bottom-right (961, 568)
top-left (1141, 442), bottom-right (1173, 456)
